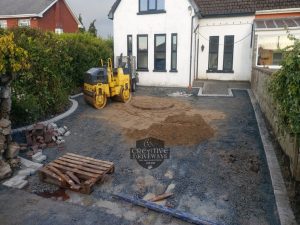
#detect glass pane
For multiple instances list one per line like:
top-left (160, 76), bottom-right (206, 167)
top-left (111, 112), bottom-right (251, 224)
top-left (223, 53), bottom-right (233, 70)
top-left (128, 36), bottom-right (132, 51)
top-left (272, 53), bottom-right (283, 65)
top-left (171, 52), bottom-right (177, 70)
top-left (224, 36), bottom-right (234, 53)
top-left (138, 36), bottom-right (148, 51)
top-left (138, 53), bottom-right (148, 69)
top-left (172, 35), bottom-right (177, 51)
top-left (140, 0), bottom-right (147, 11)
top-left (257, 35), bottom-right (294, 66)
top-left (157, 0), bottom-right (165, 10)
top-left (209, 36), bottom-right (219, 53)
top-left (149, 0), bottom-right (156, 10)
top-left (155, 35), bottom-right (166, 50)
top-left (208, 53), bottom-right (218, 70)
top-left (155, 52), bottom-right (166, 70)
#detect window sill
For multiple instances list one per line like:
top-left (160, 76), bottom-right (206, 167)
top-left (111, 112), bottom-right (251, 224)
top-left (153, 69), bottom-right (167, 72)
top-left (136, 69), bottom-right (149, 72)
top-left (137, 10), bottom-right (166, 15)
top-left (169, 69), bottom-right (178, 73)
top-left (206, 70), bottom-right (234, 74)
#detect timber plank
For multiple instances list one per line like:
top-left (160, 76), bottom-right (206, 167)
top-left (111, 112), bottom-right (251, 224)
top-left (49, 162), bottom-right (99, 178)
top-left (63, 155), bottom-right (112, 168)
top-left (54, 159), bottom-right (104, 175)
top-left (66, 153), bottom-right (113, 166)
top-left (59, 156), bottom-right (110, 171)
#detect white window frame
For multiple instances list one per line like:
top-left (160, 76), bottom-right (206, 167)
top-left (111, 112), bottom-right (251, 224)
top-left (55, 28), bottom-right (64, 35)
top-left (0, 20), bottom-right (7, 29)
top-left (18, 19), bottom-right (30, 27)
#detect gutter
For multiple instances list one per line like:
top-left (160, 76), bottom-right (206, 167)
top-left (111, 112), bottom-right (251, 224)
top-left (0, 14), bottom-right (41, 19)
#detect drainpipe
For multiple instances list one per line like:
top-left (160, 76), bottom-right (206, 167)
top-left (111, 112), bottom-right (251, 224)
top-left (193, 24), bottom-right (199, 81)
top-left (189, 14), bottom-right (197, 89)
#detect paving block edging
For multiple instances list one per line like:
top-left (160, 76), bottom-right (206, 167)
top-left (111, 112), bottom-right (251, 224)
top-left (248, 89), bottom-right (296, 225)
top-left (12, 97), bottom-right (79, 134)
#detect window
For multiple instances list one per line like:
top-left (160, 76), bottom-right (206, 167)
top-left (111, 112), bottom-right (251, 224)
top-left (18, 19), bottom-right (30, 27)
top-left (257, 35), bottom-right (295, 67)
top-left (208, 36), bottom-right (219, 71)
top-left (223, 35), bottom-right (234, 71)
top-left (55, 28), bottom-right (64, 35)
top-left (0, 20), bottom-right (7, 29)
top-left (171, 34), bottom-right (177, 71)
top-left (139, 0), bottom-right (165, 12)
top-left (137, 35), bottom-right (148, 70)
top-left (154, 34), bottom-right (166, 71)
top-left (127, 35), bottom-right (133, 56)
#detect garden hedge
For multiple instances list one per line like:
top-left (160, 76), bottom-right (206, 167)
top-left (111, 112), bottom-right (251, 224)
top-left (0, 28), bottom-right (113, 127)
top-left (268, 36), bottom-right (300, 134)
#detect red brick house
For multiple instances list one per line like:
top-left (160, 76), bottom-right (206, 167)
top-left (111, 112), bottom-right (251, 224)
top-left (0, 0), bottom-right (81, 33)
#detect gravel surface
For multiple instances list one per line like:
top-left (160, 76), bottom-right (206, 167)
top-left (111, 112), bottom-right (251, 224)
top-left (5, 86), bottom-right (280, 225)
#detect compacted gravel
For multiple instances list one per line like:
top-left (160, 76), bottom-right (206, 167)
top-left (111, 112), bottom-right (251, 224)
top-left (4, 86), bottom-right (280, 225)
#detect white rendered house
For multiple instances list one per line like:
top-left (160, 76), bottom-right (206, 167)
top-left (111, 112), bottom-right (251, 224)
top-left (109, 0), bottom-right (300, 87)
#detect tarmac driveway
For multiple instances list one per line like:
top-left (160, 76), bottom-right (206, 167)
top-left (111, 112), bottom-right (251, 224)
top-left (2, 87), bottom-right (280, 225)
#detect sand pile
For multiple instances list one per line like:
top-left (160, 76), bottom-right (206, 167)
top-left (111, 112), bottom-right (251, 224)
top-left (84, 96), bottom-right (225, 146)
top-left (126, 113), bottom-right (214, 146)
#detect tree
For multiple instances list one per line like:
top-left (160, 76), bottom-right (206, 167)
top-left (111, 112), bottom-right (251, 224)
top-left (78, 14), bottom-right (86, 33)
top-left (0, 33), bottom-right (29, 76)
top-left (88, 19), bottom-right (97, 37)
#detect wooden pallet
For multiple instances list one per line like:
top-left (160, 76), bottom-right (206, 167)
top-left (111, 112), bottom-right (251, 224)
top-left (39, 153), bottom-right (114, 194)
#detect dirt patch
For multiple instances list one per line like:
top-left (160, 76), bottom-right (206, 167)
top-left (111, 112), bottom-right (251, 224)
top-left (84, 96), bottom-right (225, 146)
top-left (126, 113), bottom-right (214, 146)
top-left (219, 151), bottom-right (260, 173)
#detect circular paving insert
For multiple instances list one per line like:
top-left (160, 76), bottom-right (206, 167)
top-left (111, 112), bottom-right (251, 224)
top-left (130, 97), bottom-right (174, 110)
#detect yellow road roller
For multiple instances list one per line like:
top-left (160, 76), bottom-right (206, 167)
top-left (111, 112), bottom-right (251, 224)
top-left (83, 58), bottom-right (131, 109)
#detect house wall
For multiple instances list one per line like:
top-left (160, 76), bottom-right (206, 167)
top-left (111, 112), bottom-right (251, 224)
top-left (113, 0), bottom-right (195, 87)
top-left (38, 0), bottom-right (78, 33)
top-left (6, 19), bottom-right (18, 27)
top-left (0, 0), bottom-right (78, 33)
top-left (197, 16), bottom-right (254, 81)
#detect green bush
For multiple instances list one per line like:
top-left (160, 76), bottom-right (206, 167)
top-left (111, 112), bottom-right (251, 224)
top-left (0, 28), bottom-right (113, 127)
top-left (59, 33), bottom-right (113, 90)
top-left (268, 36), bottom-right (300, 134)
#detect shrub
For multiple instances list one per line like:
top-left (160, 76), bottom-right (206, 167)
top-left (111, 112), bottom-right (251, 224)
top-left (268, 36), bottom-right (300, 134)
top-left (59, 32), bottom-right (113, 90)
top-left (0, 28), bottom-right (113, 127)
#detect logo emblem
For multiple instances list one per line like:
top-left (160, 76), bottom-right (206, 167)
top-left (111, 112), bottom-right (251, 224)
top-left (130, 137), bottom-right (170, 170)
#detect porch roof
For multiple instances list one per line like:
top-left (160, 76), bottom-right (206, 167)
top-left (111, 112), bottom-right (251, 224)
top-left (254, 17), bottom-right (300, 30)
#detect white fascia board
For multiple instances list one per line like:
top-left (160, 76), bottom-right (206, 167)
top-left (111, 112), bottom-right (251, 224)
top-left (38, 0), bottom-right (58, 17)
top-left (0, 14), bottom-right (40, 19)
top-left (256, 8), bottom-right (300, 15)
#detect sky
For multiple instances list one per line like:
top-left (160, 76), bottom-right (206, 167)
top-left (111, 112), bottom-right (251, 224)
top-left (66, 0), bottom-right (115, 38)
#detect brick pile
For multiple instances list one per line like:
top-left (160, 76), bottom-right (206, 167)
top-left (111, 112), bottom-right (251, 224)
top-left (25, 123), bottom-right (70, 163)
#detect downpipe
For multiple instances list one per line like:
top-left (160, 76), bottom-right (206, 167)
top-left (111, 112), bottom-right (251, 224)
top-left (189, 14), bottom-right (197, 89)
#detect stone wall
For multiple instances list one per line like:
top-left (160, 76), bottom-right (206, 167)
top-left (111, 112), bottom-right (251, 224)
top-left (251, 67), bottom-right (300, 181)
top-left (0, 75), bottom-right (15, 180)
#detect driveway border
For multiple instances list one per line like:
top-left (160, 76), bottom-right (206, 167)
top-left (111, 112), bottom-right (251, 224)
top-left (248, 89), bottom-right (296, 225)
top-left (12, 97), bottom-right (79, 134)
